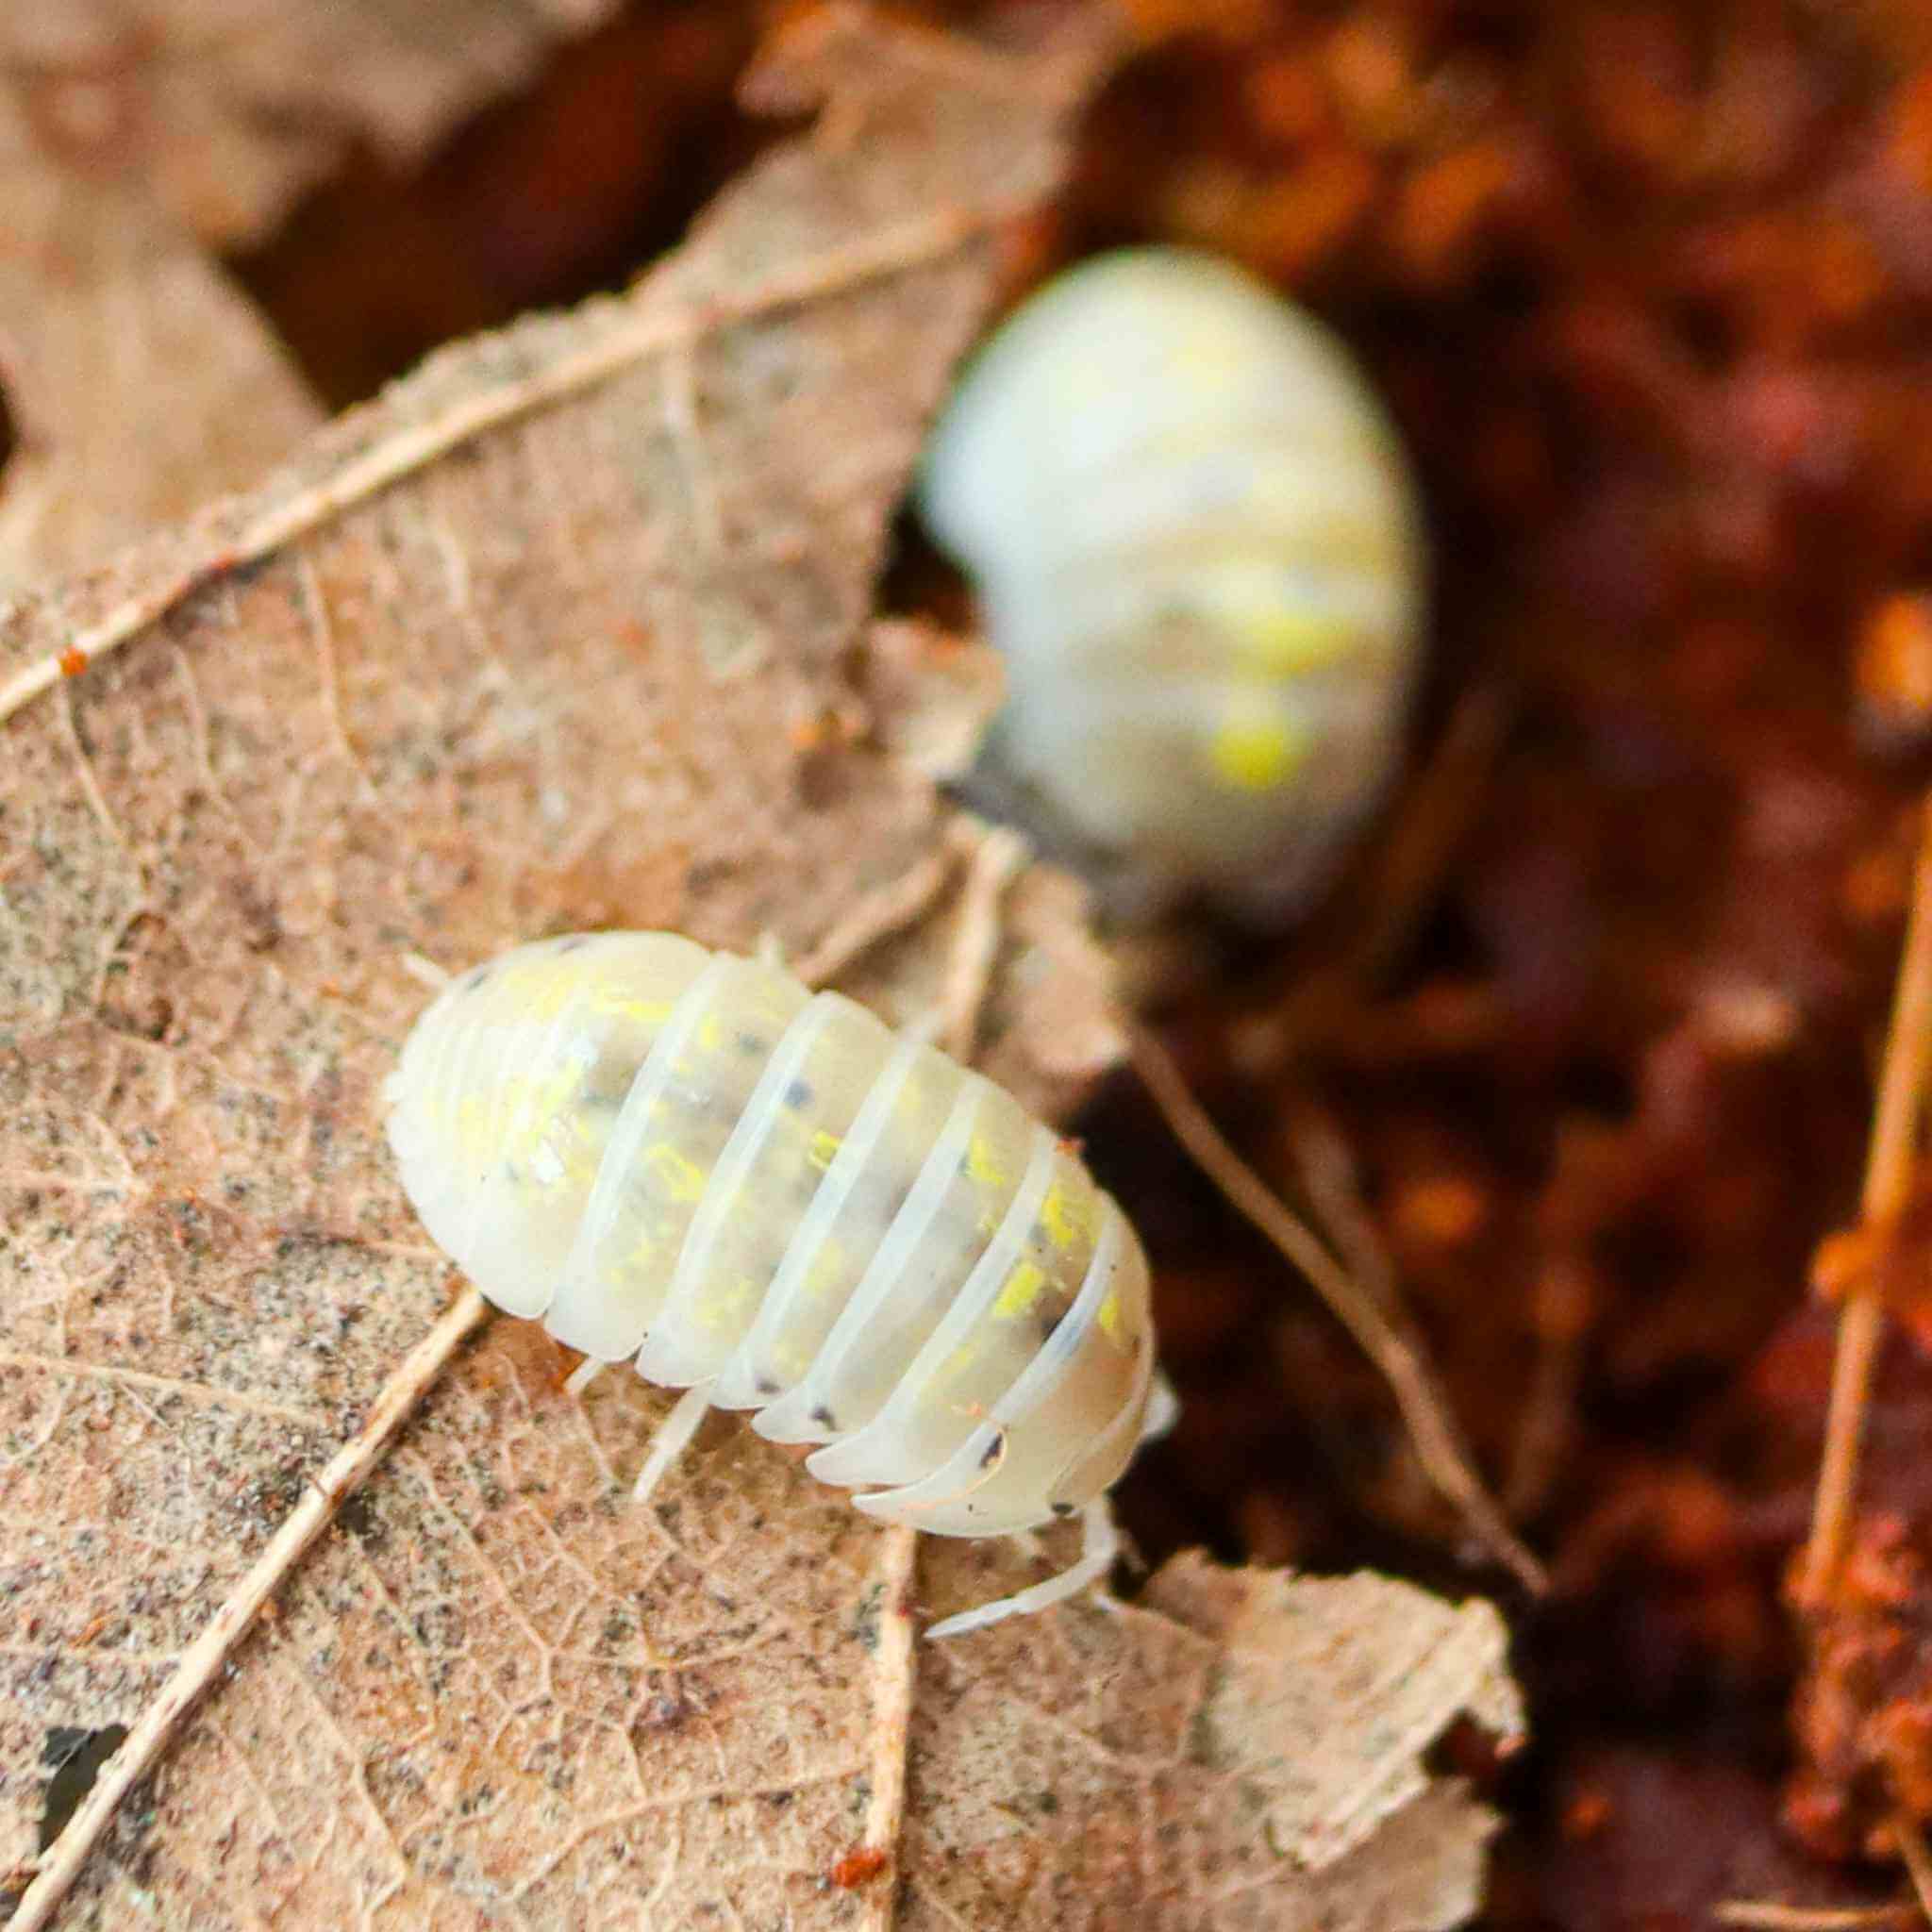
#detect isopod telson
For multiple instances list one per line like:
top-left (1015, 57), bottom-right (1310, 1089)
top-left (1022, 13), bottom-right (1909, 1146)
top-left (918, 245), bottom-right (1428, 923)
top-left (384, 930), bottom-right (1173, 1638)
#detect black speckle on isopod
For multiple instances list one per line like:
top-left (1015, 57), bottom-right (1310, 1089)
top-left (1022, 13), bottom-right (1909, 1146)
top-left (1051, 1501), bottom-right (1075, 1518)
top-left (784, 1077), bottom-right (813, 1109)
top-left (756, 1375), bottom-right (779, 1397)
top-left (811, 1405), bottom-right (837, 1430)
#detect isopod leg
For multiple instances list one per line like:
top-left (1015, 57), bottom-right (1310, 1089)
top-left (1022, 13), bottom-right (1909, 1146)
top-left (923, 1497), bottom-right (1121, 1641)
top-left (1141, 1371), bottom-right (1180, 1443)
top-left (563, 1357), bottom-right (603, 1399)
top-left (397, 951), bottom-right (455, 991)
top-left (631, 1382), bottom-right (715, 1506)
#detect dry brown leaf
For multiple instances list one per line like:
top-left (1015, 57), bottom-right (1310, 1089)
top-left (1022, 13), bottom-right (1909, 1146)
top-left (0, 5), bottom-right (1520, 1924)
top-left (27, 1332), bottom-right (1520, 1931)
top-left (0, 1), bottom-right (1122, 1069)
top-left (1, 0), bottom-right (625, 248)
top-left (0, 152), bottom-right (321, 587)
top-left (1139, 1558), bottom-right (1522, 1873)
top-left (893, 1552), bottom-right (1522, 1931)
top-left (0, 0), bottom-right (640, 581)
top-left (0, 3), bottom-right (1114, 1911)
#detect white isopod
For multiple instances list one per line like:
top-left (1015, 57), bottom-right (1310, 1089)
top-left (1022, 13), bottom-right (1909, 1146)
top-left (385, 930), bottom-right (1172, 1638)
top-left (918, 244), bottom-right (1428, 923)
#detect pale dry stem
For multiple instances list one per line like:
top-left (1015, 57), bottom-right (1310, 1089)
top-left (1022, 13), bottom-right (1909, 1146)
top-left (1341, 684), bottom-right (1513, 990)
top-left (8, 1285), bottom-right (491, 1932)
top-left (857, 1524), bottom-right (921, 1926)
top-left (1899, 1817), bottom-right (1932, 1929)
top-left (1801, 794), bottom-right (1932, 1604)
top-left (1503, 1257), bottom-right (1591, 1519)
top-left (940, 818), bottom-right (1029, 1064)
top-left (1713, 1904), bottom-right (1917, 1929)
top-left (1285, 1103), bottom-right (1411, 1324)
top-left (792, 845), bottom-right (961, 990)
top-left (1129, 1024), bottom-right (1548, 1596)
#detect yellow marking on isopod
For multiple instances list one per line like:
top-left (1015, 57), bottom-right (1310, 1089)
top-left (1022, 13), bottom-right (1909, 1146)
top-left (643, 1142), bottom-right (708, 1204)
top-left (531, 1113), bottom-right (607, 1194)
top-left (1237, 604), bottom-right (1357, 675)
top-left (808, 1129), bottom-right (842, 1172)
top-left (696, 1012), bottom-right (724, 1054)
top-left (491, 961), bottom-right (580, 1020)
top-left (1097, 1289), bottom-right (1127, 1346)
top-left (586, 991), bottom-right (675, 1028)
top-left (453, 1091), bottom-right (493, 1157)
top-left (941, 1338), bottom-right (987, 1382)
top-left (699, 1277), bottom-right (761, 1336)
top-left (964, 1135), bottom-right (1008, 1191)
top-left (1206, 711), bottom-right (1311, 794)
top-left (471, 1058), bottom-right (587, 1168)
top-left (1039, 1181), bottom-right (1091, 1250)
top-left (992, 1259), bottom-right (1049, 1320)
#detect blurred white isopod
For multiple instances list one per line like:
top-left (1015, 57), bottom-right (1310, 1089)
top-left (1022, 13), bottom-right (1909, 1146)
top-left (386, 930), bottom-right (1174, 1638)
top-left (918, 244), bottom-right (1428, 923)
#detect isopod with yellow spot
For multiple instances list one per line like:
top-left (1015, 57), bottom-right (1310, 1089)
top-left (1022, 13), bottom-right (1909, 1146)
top-left (918, 244), bottom-right (1428, 923)
top-left (384, 929), bottom-right (1174, 1638)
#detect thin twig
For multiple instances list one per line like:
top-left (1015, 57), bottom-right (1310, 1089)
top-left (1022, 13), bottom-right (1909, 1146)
top-left (1503, 1258), bottom-right (1592, 1518)
top-left (1284, 1102), bottom-right (1410, 1321)
top-left (1344, 684), bottom-right (1513, 987)
top-left (1290, 1099), bottom-right (1562, 1552)
top-left (1713, 1903), bottom-right (1916, 1929)
top-left (1802, 795), bottom-right (1932, 1603)
top-left (9, 1286), bottom-right (491, 1932)
top-left (1898, 1817), bottom-right (1932, 1928)
top-left (1128, 1025), bottom-right (1547, 1595)
top-left (941, 819), bottom-right (1029, 1063)
top-left (793, 845), bottom-right (960, 990)
top-left (857, 1524), bottom-right (922, 1927)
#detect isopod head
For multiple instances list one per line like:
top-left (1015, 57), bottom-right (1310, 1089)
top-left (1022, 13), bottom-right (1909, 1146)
top-left (918, 245), bottom-right (1429, 924)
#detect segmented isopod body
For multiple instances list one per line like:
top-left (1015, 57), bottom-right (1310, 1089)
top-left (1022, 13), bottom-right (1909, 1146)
top-left (385, 931), bottom-right (1167, 1634)
top-left (918, 245), bottom-right (1428, 922)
